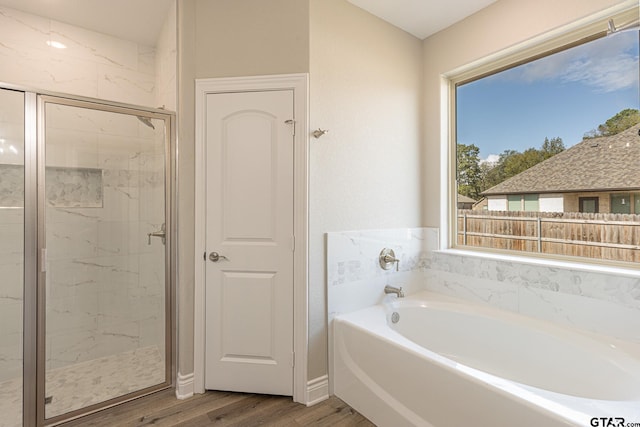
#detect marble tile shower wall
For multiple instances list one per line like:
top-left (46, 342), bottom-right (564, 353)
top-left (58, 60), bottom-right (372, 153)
top-left (0, 5), bottom-right (156, 106)
top-left (0, 207), bottom-right (23, 382)
top-left (425, 251), bottom-right (640, 344)
top-left (326, 228), bottom-right (439, 322)
top-left (155, 1), bottom-right (177, 111)
top-left (0, 91), bottom-right (23, 382)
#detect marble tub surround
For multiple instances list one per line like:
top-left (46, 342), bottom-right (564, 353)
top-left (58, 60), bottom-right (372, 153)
top-left (425, 250), bottom-right (640, 344)
top-left (327, 227), bottom-right (438, 321)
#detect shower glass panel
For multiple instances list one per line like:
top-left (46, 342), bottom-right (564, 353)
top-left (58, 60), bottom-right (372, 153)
top-left (0, 89), bottom-right (24, 427)
top-left (43, 100), bottom-right (168, 419)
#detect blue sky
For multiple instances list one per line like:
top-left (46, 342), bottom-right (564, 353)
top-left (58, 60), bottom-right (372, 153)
top-left (457, 30), bottom-right (639, 162)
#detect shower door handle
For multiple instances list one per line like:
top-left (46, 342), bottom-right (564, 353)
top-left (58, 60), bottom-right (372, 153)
top-left (147, 223), bottom-right (166, 245)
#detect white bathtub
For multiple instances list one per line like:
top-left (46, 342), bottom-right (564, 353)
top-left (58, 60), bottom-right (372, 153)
top-left (332, 291), bottom-right (640, 427)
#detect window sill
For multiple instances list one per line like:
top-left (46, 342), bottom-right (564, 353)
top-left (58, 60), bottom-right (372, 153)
top-left (434, 247), bottom-right (640, 279)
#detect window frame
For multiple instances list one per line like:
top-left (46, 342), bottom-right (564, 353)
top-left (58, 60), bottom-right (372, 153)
top-left (442, 2), bottom-right (640, 268)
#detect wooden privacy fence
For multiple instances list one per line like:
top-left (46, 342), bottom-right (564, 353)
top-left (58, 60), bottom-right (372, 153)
top-left (457, 210), bottom-right (640, 263)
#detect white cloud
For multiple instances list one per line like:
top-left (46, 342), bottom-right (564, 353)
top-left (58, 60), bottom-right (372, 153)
top-left (480, 154), bottom-right (500, 164)
top-left (501, 31), bottom-right (639, 93)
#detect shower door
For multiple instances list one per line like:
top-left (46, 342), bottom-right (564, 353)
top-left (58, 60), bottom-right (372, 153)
top-left (39, 96), bottom-right (172, 424)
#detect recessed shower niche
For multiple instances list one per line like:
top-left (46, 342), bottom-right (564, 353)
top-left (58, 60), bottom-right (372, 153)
top-left (0, 165), bottom-right (104, 208)
top-left (0, 88), bottom-right (175, 427)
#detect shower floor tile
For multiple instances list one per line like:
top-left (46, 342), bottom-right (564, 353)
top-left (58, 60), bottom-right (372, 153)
top-left (0, 346), bottom-right (165, 427)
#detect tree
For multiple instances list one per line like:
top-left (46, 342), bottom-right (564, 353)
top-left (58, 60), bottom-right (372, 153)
top-left (583, 108), bottom-right (640, 139)
top-left (456, 143), bottom-right (482, 199)
top-left (541, 137), bottom-right (565, 159)
top-left (466, 137), bottom-right (565, 195)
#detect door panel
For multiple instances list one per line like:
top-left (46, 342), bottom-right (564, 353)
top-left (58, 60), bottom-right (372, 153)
top-left (221, 272), bottom-right (275, 360)
top-left (222, 111), bottom-right (277, 241)
top-left (205, 90), bottom-right (294, 396)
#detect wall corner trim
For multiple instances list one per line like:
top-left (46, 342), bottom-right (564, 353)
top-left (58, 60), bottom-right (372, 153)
top-left (306, 375), bottom-right (329, 407)
top-left (176, 372), bottom-right (195, 400)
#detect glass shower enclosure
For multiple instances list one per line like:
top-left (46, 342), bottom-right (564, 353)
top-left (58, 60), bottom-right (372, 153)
top-left (0, 87), bottom-right (175, 426)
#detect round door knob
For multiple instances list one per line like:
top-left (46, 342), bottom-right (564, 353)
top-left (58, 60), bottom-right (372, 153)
top-left (209, 252), bottom-right (229, 262)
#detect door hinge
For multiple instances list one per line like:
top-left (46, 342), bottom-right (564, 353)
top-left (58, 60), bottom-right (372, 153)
top-left (291, 235), bottom-right (295, 252)
top-left (291, 351), bottom-right (295, 368)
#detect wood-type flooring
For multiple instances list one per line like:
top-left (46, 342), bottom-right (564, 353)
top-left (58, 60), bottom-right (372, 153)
top-left (61, 389), bottom-right (376, 426)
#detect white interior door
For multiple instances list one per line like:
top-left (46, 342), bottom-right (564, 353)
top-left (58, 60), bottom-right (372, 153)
top-left (204, 90), bottom-right (294, 395)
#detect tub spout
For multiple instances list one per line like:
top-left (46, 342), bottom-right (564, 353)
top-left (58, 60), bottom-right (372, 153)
top-left (384, 285), bottom-right (404, 298)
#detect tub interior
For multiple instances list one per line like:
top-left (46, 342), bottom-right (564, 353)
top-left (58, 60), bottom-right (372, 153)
top-left (388, 304), bottom-right (640, 401)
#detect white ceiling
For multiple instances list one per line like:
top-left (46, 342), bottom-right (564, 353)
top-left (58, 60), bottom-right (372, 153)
top-left (0, 0), bottom-right (496, 46)
top-left (0, 0), bottom-right (174, 46)
top-left (347, 0), bottom-right (498, 39)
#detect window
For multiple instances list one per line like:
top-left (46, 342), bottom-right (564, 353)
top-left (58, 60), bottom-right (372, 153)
top-left (523, 194), bottom-right (539, 212)
top-left (611, 194), bottom-right (631, 214)
top-left (507, 195), bottom-right (521, 211)
top-left (507, 194), bottom-right (539, 211)
top-left (453, 8), bottom-right (640, 264)
top-left (579, 197), bottom-right (599, 213)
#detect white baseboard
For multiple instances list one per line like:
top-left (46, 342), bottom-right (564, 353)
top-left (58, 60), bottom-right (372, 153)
top-left (306, 375), bottom-right (329, 406)
top-left (176, 372), bottom-right (195, 400)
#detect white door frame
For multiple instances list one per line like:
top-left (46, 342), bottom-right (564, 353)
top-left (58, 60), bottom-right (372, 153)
top-left (193, 74), bottom-right (309, 404)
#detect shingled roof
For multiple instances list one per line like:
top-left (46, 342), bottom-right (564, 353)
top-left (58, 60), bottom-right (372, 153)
top-left (482, 123), bottom-right (640, 196)
top-left (457, 194), bottom-right (477, 203)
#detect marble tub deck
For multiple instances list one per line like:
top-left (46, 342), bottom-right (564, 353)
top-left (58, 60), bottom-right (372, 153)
top-left (0, 346), bottom-right (165, 427)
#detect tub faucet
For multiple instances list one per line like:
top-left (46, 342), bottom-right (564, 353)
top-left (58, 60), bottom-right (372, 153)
top-left (384, 285), bottom-right (405, 298)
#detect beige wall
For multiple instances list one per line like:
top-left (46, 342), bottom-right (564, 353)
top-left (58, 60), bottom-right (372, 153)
top-left (194, 0), bottom-right (309, 78)
top-left (421, 0), bottom-right (630, 227)
top-left (308, 0), bottom-right (423, 379)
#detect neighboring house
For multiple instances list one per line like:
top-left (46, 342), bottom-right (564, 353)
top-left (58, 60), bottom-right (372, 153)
top-left (457, 194), bottom-right (476, 209)
top-left (472, 197), bottom-right (488, 211)
top-left (482, 123), bottom-right (640, 213)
